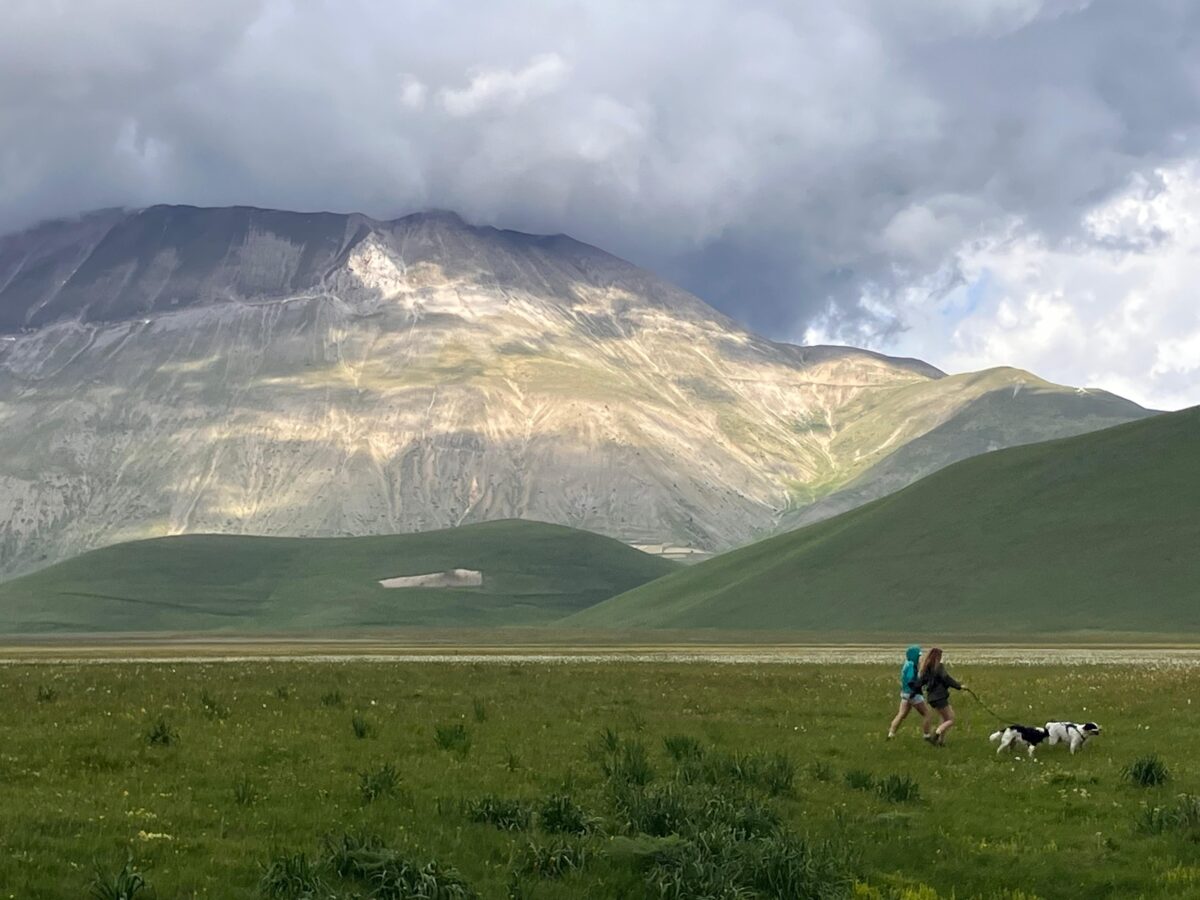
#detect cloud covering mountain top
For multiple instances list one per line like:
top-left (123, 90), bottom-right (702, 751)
top-left (2, 0), bottom-right (1198, 407)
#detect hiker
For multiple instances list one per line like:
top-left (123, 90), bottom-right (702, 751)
top-left (918, 646), bottom-right (966, 745)
top-left (887, 644), bottom-right (932, 740)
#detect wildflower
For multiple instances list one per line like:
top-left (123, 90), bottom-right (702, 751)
top-left (136, 830), bottom-right (173, 841)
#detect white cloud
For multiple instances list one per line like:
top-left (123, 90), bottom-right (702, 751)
top-left (884, 162), bottom-right (1200, 410)
top-left (440, 53), bottom-right (569, 117)
top-left (398, 75), bottom-right (427, 110)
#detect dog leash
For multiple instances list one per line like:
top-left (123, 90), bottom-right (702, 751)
top-left (963, 687), bottom-right (1013, 724)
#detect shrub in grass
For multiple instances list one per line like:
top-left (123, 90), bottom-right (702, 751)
top-left (269, 833), bottom-right (474, 899)
top-left (738, 832), bottom-right (853, 899)
top-left (875, 774), bottom-right (921, 803)
top-left (320, 690), bottom-right (344, 708)
top-left (200, 690), bottom-right (230, 720)
top-left (701, 750), bottom-right (760, 788)
top-left (539, 793), bottom-right (599, 835)
top-left (351, 715), bottom-right (373, 739)
top-left (465, 795), bottom-right (533, 831)
top-left (844, 769), bottom-right (875, 792)
top-left (1123, 754), bottom-right (1170, 787)
top-left (762, 752), bottom-right (796, 797)
top-left (1134, 794), bottom-right (1200, 834)
top-left (372, 858), bottom-right (474, 899)
top-left (504, 747), bottom-right (521, 772)
top-left (594, 726), bottom-right (621, 755)
top-left (695, 749), bottom-right (794, 796)
top-left (144, 717), bottom-right (178, 747)
top-left (613, 783), bottom-right (692, 837)
top-left (36, 685), bottom-right (57, 703)
top-left (326, 834), bottom-right (474, 898)
top-left (663, 734), bottom-right (704, 763)
top-left (808, 761), bottom-right (834, 783)
top-left (634, 828), bottom-right (851, 900)
top-left (517, 839), bottom-right (589, 879)
top-left (435, 723), bottom-right (472, 755)
top-left (233, 775), bottom-right (258, 807)
top-left (359, 764), bottom-right (399, 804)
top-left (472, 698), bottom-right (487, 722)
top-left (259, 851), bottom-right (327, 899)
top-left (709, 794), bottom-right (782, 841)
top-left (599, 738), bottom-right (654, 787)
top-left (88, 856), bottom-right (148, 900)
top-left (274, 686), bottom-right (290, 701)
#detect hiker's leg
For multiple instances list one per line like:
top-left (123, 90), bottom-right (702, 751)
top-left (888, 699), bottom-right (912, 736)
top-left (935, 704), bottom-right (956, 738)
top-left (913, 700), bottom-right (932, 735)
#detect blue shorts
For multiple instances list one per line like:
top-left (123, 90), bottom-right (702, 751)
top-left (901, 693), bottom-right (925, 704)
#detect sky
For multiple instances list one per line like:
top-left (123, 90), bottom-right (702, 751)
top-left (2, 0), bottom-right (1199, 409)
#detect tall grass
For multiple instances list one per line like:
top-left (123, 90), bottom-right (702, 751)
top-left (234, 775), bottom-right (259, 807)
top-left (465, 795), bottom-right (532, 831)
top-left (1122, 754), bottom-right (1170, 787)
top-left (1134, 794), bottom-right (1200, 834)
top-left (144, 716), bottom-right (178, 747)
top-left (88, 857), bottom-right (148, 900)
top-left (359, 764), bottom-right (400, 804)
top-left (516, 839), bottom-right (589, 879)
top-left (538, 793), bottom-right (598, 835)
top-left (435, 723), bottom-right (472, 755)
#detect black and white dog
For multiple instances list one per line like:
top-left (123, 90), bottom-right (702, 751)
top-left (990, 721), bottom-right (1103, 757)
top-left (1046, 721), bottom-right (1102, 754)
top-left (990, 724), bottom-right (1050, 757)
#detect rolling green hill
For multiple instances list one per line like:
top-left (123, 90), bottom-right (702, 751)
top-left (568, 407), bottom-right (1200, 637)
top-left (0, 520), bottom-right (676, 634)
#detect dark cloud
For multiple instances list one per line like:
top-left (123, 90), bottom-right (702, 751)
top-left (2, 0), bottom-right (1199, 341)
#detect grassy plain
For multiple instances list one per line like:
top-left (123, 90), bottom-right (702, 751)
top-left (1, 657), bottom-right (1198, 898)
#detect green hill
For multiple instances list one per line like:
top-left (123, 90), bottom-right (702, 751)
top-left (568, 407), bottom-right (1200, 638)
top-left (0, 520), bottom-right (676, 634)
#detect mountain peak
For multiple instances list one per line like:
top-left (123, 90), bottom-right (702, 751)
top-left (0, 204), bottom-right (725, 332)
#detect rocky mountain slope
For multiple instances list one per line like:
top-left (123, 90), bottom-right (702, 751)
top-left (0, 205), bottom-right (1149, 577)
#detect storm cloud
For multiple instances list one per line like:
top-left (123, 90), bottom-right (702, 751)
top-left (2, 0), bottom-right (1199, 405)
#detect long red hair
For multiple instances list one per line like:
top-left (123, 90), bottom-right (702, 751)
top-left (920, 646), bottom-right (943, 677)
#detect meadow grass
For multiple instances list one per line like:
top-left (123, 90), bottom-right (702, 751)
top-left (0, 660), bottom-right (1196, 898)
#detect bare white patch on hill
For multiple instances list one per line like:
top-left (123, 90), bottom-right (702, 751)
top-left (378, 569), bottom-right (482, 589)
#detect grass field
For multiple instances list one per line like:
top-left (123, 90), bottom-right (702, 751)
top-left (2, 657), bottom-right (1198, 898)
top-left (572, 406), bottom-right (1200, 634)
top-left (0, 521), bottom-right (676, 634)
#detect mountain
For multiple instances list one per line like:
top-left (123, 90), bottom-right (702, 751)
top-left (0, 520), bottom-right (675, 633)
top-left (0, 205), bottom-right (1149, 577)
top-left (567, 407), bottom-right (1200, 638)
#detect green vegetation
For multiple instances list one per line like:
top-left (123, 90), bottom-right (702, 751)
top-left (1, 659), bottom-right (1198, 897)
top-left (1123, 754), bottom-right (1171, 788)
top-left (572, 407), bottom-right (1200, 636)
top-left (0, 520), bottom-right (675, 633)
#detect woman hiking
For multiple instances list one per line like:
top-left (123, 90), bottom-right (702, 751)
top-left (918, 647), bottom-right (966, 745)
top-left (887, 645), bottom-right (932, 740)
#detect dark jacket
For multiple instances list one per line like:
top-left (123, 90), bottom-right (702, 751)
top-left (919, 664), bottom-right (962, 706)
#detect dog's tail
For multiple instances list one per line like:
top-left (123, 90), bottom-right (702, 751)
top-left (989, 730), bottom-right (1003, 743)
